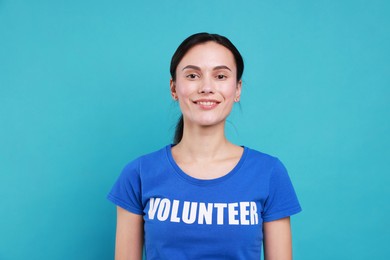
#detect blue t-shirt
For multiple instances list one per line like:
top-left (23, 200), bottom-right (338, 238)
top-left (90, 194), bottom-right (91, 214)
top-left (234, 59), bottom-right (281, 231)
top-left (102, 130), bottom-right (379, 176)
top-left (107, 145), bottom-right (301, 259)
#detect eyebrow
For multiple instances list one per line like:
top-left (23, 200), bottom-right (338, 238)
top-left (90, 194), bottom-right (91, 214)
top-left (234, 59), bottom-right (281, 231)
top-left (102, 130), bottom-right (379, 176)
top-left (182, 65), bottom-right (232, 71)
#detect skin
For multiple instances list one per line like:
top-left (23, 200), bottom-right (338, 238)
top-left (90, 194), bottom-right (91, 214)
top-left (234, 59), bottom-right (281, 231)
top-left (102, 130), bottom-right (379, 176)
top-left (264, 217), bottom-right (293, 260)
top-left (115, 207), bottom-right (143, 260)
top-left (115, 41), bottom-right (294, 260)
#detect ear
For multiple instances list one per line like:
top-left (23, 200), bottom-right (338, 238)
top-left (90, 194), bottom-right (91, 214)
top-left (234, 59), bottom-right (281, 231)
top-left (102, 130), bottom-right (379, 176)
top-left (235, 80), bottom-right (242, 102)
top-left (170, 78), bottom-right (178, 100)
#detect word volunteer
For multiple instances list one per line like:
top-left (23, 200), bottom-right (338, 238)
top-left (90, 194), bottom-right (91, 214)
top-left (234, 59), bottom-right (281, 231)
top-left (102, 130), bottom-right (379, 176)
top-left (148, 197), bottom-right (259, 225)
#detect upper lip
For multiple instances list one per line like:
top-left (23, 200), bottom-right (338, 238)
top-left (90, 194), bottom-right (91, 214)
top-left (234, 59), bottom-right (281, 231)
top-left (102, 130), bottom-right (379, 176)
top-left (192, 98), bottom-right (221, 103)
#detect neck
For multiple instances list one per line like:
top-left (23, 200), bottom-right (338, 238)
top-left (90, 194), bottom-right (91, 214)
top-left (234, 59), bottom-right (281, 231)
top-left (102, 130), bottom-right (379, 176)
top-left (174, 121), bottom-right (232, 161)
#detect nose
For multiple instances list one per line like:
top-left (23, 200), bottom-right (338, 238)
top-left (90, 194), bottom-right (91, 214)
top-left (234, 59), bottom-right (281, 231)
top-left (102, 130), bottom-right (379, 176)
top-left (198, 77), bottom-right (215, 94)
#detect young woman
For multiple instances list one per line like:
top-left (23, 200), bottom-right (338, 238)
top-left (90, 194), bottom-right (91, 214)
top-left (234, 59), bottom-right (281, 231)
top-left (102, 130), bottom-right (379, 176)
top-left (108, 33), bottom-right (301, 260)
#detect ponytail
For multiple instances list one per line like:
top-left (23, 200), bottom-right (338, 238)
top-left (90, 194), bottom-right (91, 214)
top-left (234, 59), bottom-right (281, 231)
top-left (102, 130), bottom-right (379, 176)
top-left (173, 115), bottom-right (184, 144)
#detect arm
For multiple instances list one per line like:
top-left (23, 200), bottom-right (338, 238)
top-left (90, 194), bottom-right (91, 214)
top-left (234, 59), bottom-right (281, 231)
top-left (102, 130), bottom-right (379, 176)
top-left (263, 217), bottom-right (293, 260)
top-left (115, 206), bottom-right (144, 260)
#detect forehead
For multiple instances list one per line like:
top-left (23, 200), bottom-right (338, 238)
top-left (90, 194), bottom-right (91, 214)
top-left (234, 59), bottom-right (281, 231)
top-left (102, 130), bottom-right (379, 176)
top-left (177, 42), bottom-right (236, 70)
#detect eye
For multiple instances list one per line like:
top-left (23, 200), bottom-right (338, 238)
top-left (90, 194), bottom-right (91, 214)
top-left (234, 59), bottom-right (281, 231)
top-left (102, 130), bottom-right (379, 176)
top-left (216, 74), bottom-right (227, 80)
top-left (186, 73), bottom-right (199, 79)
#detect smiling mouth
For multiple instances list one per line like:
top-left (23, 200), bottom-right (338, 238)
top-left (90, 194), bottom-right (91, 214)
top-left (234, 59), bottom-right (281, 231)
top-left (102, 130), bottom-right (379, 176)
top-left (193, 100), bottom-right (220, 109)
top-left (196, 101), bottom-right (217, 106)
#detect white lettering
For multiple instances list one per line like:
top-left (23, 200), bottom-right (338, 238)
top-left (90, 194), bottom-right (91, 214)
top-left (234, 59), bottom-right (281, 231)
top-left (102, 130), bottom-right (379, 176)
top-left (214, 203), bottom-right (227, 225)
top-left (170, 200), bottom-right (180, 222)
top-left (198, 203), bottom-right (213, 224)
top-left (148, 198), bottom-right (259, 225)
top-left (240, 202), bottom-right (250, 225)
top-left (250, 202), bottom-right (258, 225)
top-left (157, 198), bottom-right (170, 221)
top-left (182, 201), bottom-right (198, 224)
top-left (148, 197), bottom-right (161, 220)
top-left (228, 203), bottom-right (239, 225)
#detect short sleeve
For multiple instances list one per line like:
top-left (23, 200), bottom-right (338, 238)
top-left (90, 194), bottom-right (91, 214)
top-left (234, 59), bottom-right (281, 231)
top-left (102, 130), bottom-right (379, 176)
top-left (107, 159), bottom-right (144, 215)
top-left (262, 159), bottom-right (302, 222)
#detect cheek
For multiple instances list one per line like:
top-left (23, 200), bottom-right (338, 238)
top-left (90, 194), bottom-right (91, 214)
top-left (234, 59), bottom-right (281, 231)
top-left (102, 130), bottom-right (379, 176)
top-left (176, 88), bottom-right (190, 97)
top-left (175, 81), bottom-right (197, 98)
top-left (222, 84), bottom-right (239, 98)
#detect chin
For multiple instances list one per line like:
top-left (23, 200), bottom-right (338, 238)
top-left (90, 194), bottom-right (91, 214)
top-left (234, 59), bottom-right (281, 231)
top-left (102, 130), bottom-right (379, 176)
top-left (184, 114), bottom-right (228, 128)
top-left (197, 118), bottom-right (225, 127)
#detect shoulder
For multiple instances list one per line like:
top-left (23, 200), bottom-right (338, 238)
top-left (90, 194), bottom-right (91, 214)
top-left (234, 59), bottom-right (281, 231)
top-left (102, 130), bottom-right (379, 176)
top-left (244, 146), bottom-right (282, 167)
top-left (121, 145), bottom-right (170, 175)
top-left (137, 145), bottom-right (169, 163)
top-left (241, 147), bottom-right (291, 182)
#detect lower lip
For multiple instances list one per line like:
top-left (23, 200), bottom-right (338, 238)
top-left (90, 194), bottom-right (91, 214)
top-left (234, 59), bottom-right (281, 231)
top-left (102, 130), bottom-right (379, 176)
top-left (195, 102), bottom-right (219, 110)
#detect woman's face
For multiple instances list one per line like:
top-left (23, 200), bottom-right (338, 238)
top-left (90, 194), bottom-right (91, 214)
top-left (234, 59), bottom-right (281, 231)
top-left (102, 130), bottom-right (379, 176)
top-left (171, 41), bottom-right (242, 128)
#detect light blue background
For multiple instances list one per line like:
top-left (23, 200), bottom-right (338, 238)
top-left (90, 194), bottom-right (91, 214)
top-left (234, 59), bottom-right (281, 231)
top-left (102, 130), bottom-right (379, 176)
top-left (1, 0), bottom-right (389, 259)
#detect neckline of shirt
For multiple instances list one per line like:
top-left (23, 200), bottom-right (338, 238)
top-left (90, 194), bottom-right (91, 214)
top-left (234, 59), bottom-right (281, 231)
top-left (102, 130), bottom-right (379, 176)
top-left (165, 144), bottom-right (249, 186)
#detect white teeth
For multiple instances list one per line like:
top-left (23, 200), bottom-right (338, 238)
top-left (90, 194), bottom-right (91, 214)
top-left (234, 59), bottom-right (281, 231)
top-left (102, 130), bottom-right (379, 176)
top-left (198, 101), bottom-right (216, 106)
